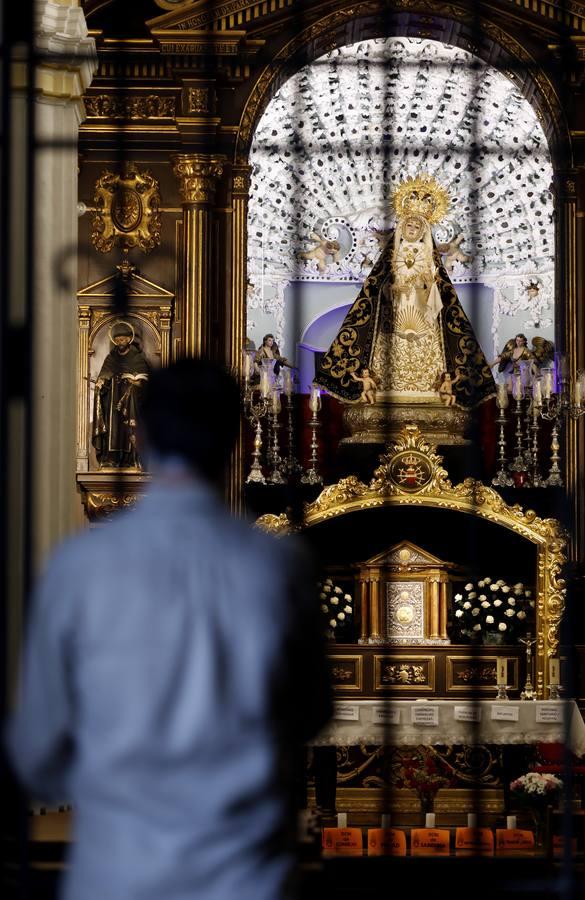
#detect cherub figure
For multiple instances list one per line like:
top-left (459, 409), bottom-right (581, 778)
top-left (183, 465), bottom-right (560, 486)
top-left (351, 366), bottom-right (377, 404)
top-left (297, 232), bottom-right (341, 273)
top-left (436, 233), bottom-right (472, 273)
top-left (436, 370), bottom-right (461, 406)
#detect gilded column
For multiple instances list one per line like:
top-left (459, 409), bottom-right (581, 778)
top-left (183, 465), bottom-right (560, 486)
top-left (439, 580), bottom-right (449, 641)
top-left (556, 172), bottom-right (580, 561)
top-left (369, 574), bottom-right (382, 643)
top-left (172, 154), bottom-right (225, 358)
top-left (429, 578), bottom-right (440, 640)
top-left (228, 165), bottom-right (252, 515)
top-left (359, 578), bottom-right (370, 644)
top-left (76, 306), bottom-right (91, 471)
top-left (230, 165), bottom-right (252, 370)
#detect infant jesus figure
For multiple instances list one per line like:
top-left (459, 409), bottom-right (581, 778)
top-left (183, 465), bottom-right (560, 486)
top-left (351, 366), bottom-right (377, 404)
top-left (436, 370), bottom-right (461, 406)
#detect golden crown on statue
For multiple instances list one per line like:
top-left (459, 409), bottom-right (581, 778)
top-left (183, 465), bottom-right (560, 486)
top-left (392, 174), bottom-right (450, 225)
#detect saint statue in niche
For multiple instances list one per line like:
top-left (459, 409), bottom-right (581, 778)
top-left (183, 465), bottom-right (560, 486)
top-left (314, 175), bottom-right (495, 408)
top-left (92, 320), bottom-right (150, 469)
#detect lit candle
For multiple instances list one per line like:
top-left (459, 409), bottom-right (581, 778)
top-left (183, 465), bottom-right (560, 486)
top-left (260, 368), bottom-right (271, 398)
top-left (497, 658), bottom-right (507, 686)
top-left (272, 390), bottom-right (281, 416)
top-left (542, 371), bottom-right (552, 400)
top-left (507, 815), bottom-right (517, 830)
top-left (467, 813), bottom-right (478, 829)
top-left (282, 367), bottom-right (293, 397)
top-left (532, 379), bottom-right (542, 406)
top-left (337, 813), bottom-right (347, 828)
top-left (512, 374), bottom-right (523, 401)
top-left (497, 383), bottom-right (508, 409)
top-left (425, 812), bottom-right (436, 828)
top-left (574, 380), bottom-right (582, 407)
top-left (309, 384), bottom-right (321, 413)
top-left (549, 657), bottom-right (560, 686)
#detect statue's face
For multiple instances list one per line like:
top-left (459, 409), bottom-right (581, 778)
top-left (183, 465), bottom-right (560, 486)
top-left (114, 335), bottom-right (132, 349)
top-left (265, 336), bottom-right (274, 348)
top-left (515, 335), bottom-right (526, 347)
top-left (402, 217), bottom-right (424, 242)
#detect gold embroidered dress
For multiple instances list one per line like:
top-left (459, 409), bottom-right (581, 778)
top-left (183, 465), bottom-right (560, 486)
top-left (314, 175), bottom-right (495, 408)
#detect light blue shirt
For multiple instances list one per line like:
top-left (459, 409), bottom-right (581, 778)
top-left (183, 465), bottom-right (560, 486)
top-left (8, 478), bottom-right (331, 900)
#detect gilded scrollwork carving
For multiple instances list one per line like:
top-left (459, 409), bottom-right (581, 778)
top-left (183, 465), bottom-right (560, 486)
top-left (172, 154), bottom-right (225, 204)
top-left (91, 167), bottom-right (162, 254)
top-left (187, 87), bottom-right (210, 114)
top-left (84, 491), bottom-right (141, 521)
top-left (84, 94), bottom-right (176, 120)
top-left (381, 664), bottom-right (427, 685)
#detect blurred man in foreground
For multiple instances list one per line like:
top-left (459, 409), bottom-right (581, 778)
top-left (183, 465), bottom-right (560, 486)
top-left (9, 358), bottom-right (332, 900)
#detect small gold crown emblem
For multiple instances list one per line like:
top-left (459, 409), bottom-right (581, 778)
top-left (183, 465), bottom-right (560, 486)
top-left (392, 174), bottom-right (450, 225)
top-left (401, 453), bottom-right (421, 466)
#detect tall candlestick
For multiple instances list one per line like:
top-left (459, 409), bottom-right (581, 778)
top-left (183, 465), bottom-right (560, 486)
top-left (497, 383), bottom-right (508, 409)
top-left (497, 658), bottom-right (507, 686)
top-left (542, 370), bottom-right (552, 400)
top-left (532, 379), bottom-right (542, 406)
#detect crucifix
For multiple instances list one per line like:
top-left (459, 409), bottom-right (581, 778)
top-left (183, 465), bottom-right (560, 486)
top-left (519, 632), bottom-right (537, 701)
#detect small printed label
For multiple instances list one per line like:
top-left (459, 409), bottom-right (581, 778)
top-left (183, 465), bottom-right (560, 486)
top-left (334, 704), bottom-right (360, 721)
top-left (496, 829), bottom-right (535, 851)
top-left (367, 828), bottom-right (407, 856)
top-left (454, 706), bottom-right (482, 723)
top-left (322, 828), bottom-right (363, 856)
top-left (535, 704), bottom-right (563, 723)
top-left (372, 705), bottom-right (400, 725)
top-left (411, 705), bottom-right (439, 726)
top-left (455, 827), bottom-right (494, 854)
top-left (491, 705), bottom-right (519, 722)
top-left (410, 828), bottom-right (450, 856)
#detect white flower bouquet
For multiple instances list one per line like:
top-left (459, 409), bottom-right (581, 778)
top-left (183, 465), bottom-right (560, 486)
top-left (510, 772), bottom-right (563, 809)
top-left (318, 578), bottom-right (354, 640)
top-left (452, 577), bottom-right (535, 643)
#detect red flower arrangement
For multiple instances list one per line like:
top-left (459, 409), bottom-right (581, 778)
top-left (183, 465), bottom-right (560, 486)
top-left (396, 751), bottom-right (456, 809)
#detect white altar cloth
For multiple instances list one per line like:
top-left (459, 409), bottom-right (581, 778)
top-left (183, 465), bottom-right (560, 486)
top-left (313, 700), bottom-right (585, 756)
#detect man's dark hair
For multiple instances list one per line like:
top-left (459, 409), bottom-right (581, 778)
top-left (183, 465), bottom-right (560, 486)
top-left (142, 358), bottom-right (241, 480)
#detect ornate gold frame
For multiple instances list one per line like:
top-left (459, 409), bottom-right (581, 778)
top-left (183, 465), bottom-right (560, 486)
top-left (257, 426), bottom-right (567, 697)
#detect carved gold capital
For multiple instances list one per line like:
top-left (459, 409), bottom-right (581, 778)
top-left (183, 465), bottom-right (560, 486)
top-left (172, 154), bottom-right (225, 205)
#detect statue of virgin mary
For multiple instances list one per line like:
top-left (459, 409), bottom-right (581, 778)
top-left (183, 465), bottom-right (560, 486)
top-left (314, 175), bottom-right (495, 416)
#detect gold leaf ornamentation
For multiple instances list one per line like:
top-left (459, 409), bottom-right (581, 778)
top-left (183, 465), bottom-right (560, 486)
top-left (91, 168), bottom-right (162, 254)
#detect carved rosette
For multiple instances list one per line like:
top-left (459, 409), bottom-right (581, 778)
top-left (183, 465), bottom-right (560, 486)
top-left (172, 154), bottom-right (225, 205)
top-left (91, 168), bottom-right (162, 254)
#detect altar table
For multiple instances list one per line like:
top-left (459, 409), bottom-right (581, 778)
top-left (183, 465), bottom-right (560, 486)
top-left (313, 699), bottom-right (585, 756)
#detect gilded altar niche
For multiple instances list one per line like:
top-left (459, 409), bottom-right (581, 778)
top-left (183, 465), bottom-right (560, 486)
top-left (76, 269), bottom-right (174, 521)
top-left (257, 425), bottom-right (568, 697)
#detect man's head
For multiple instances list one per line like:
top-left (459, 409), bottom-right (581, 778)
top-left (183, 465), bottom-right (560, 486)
top-left (141, 359), bottom-right (241, 482)
top-left (110, 320), bottom-right (134, 351)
